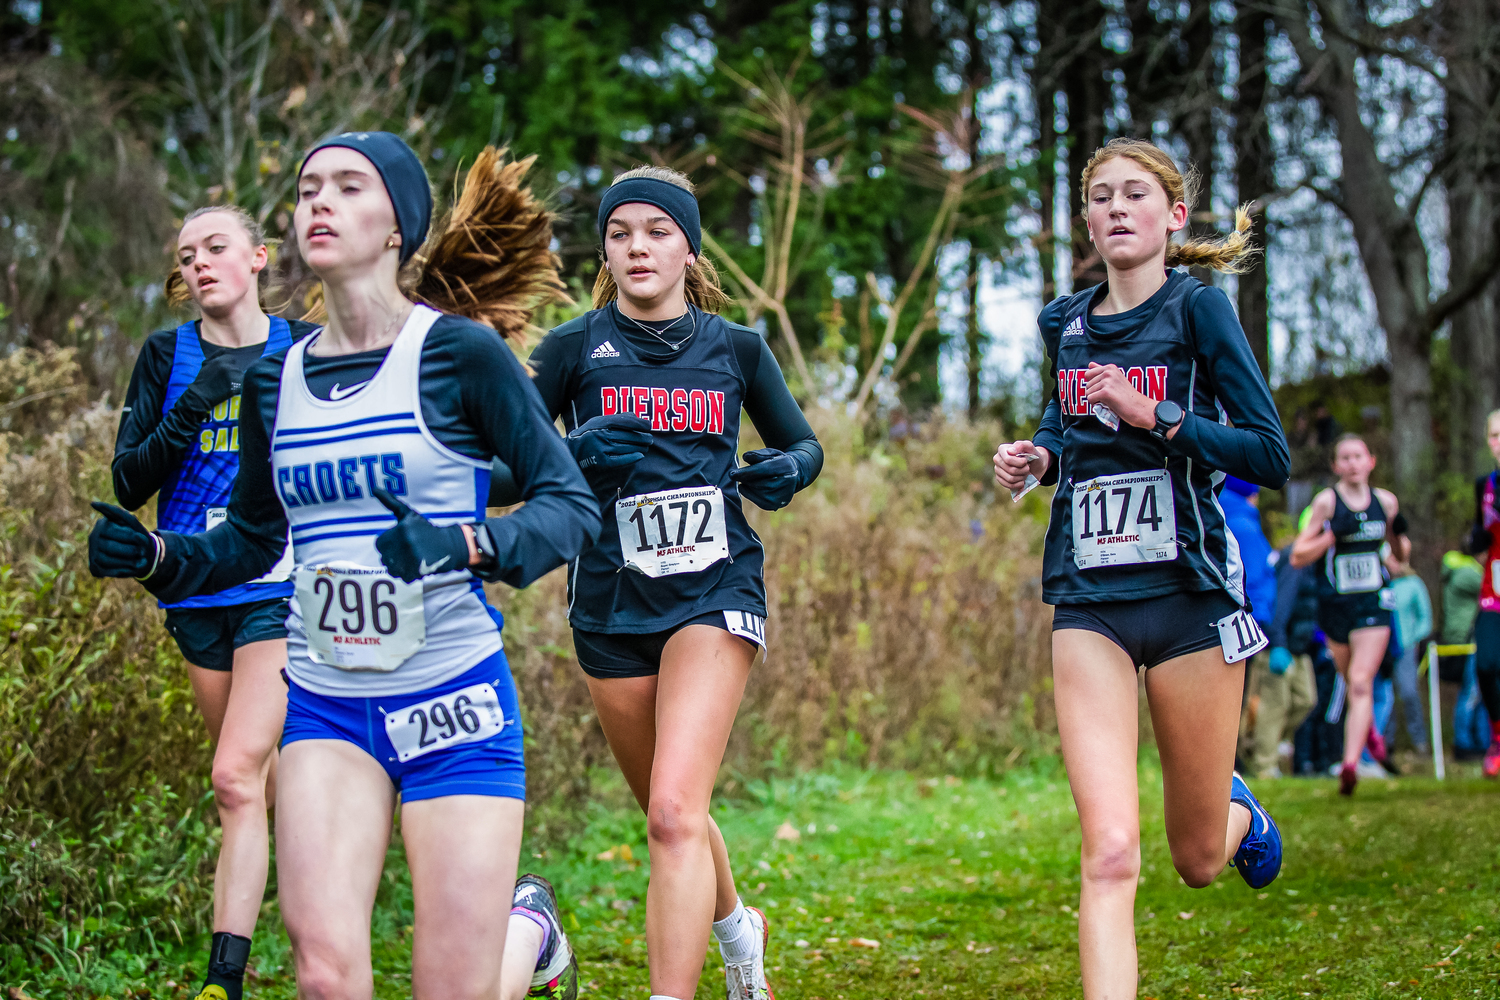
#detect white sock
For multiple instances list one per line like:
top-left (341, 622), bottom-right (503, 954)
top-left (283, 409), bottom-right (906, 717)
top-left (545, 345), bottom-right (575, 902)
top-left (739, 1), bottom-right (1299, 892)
top-left (712, 899), bottom-right (757, 964)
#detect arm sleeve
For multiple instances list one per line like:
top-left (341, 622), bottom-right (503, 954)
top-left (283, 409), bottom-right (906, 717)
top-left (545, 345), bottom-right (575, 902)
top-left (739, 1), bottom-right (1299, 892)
top-left (1414, 579), bottom-right (1434, 642)
top-left (1165, 288), bottom-right (1291, 489)
top-left (142, 359), bottom-right (290, 603)
top-left (1031, 299), bottom-right (1066, 486)
top-left (112, 335), bottom-right (202, 511)
top-left (444, 329), bottom-right (600, 587)
top-left (741, 336), bottom-right (822, 489)
top-left (484, 327), bottom-right (579, 509)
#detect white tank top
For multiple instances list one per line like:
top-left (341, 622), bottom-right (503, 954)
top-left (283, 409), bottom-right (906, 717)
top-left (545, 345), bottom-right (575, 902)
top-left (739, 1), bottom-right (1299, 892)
top-left (272, 305), bottom-right (500, 696)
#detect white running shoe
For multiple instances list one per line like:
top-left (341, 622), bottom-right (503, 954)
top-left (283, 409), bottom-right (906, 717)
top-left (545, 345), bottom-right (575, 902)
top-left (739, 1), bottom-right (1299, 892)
top-left (723, 905), bottom-right (775, 1000)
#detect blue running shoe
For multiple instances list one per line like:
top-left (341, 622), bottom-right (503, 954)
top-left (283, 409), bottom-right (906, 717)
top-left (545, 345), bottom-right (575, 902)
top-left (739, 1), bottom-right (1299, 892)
top-left (1228, 771), bottom-right (1283, 889)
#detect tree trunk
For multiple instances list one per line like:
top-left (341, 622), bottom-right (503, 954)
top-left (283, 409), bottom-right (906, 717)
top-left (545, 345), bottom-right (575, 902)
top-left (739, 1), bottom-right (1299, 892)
top-left (1037, 82), bottom-right (1057, 305)
top-left (1064, 31), bottom-right (1107, 288)
top-left (1442, 0), bottom-right (1500, 476)
top-left (1276, 2), bottom-right (1435, 561)
top-left (1179, 0), bottom-right (1217, 286)
top-left (1233, 10), bottom-right (1272, 375)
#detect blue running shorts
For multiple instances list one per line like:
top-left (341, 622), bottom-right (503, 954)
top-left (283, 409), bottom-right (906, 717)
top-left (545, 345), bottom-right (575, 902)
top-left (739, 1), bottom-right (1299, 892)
top-left (282, 649), bottom-right (526, 802)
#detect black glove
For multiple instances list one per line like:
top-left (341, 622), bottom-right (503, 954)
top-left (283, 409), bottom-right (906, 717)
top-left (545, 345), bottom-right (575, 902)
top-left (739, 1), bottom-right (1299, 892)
top-left (88, 501), bottom-right (161, 578)
top-left (372, 487), bottom-right (472, 583)
top-left (1471, 525), bottom-right (1494, 555)
top-left (728, 448), bottom-right (801, 511)
top-left (175, 352), bottom-right (244, 416)
top-left (567, 415), bottom-right (653, 472)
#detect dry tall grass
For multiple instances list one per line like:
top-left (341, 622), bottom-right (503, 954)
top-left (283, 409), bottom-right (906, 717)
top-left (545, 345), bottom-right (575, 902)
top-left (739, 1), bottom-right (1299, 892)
top-left (0, 357), bottom-right (1053, 958)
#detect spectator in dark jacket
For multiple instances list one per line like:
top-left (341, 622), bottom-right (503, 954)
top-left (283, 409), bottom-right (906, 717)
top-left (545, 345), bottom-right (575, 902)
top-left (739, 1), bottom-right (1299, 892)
top-left (1247, 525), bottom-right (1320, 778)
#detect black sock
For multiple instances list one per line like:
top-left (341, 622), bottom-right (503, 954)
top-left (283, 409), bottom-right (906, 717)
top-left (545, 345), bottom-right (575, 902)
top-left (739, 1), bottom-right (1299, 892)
top-left (203, 931), bottom-right (252, 1000)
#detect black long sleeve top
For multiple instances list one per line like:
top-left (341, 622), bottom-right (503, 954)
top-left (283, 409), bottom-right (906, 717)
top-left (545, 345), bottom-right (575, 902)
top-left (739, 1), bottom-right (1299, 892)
top-left (143, 314), bottom-right (601, 603)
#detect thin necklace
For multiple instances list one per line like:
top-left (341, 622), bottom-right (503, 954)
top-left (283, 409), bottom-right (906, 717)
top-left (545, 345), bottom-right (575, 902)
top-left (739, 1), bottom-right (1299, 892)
top-left (619, 304), bottom-right (697, 351)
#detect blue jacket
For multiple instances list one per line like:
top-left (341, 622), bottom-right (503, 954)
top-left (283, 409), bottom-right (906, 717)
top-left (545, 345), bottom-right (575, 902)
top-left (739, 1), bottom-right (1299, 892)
top-left (1220, 488), bottom-right (1276, 625)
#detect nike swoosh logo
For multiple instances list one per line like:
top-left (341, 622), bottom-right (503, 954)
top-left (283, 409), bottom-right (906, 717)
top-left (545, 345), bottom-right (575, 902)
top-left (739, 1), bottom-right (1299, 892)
top-left (328, 381), bottom-right (370, 400)
top-left (419, 555), bottom-right (450, 574)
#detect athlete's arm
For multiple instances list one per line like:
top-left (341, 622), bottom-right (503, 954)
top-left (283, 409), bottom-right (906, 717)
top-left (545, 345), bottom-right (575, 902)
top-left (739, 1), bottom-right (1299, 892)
top-left (138, 357), bottom-right (292, 603)
top-left (1163, 289), bottom-right (1290, 488)
top-left (739, 333), bottom-right (823, 489)
top-left (1289, 489), bottom-right (1336, 568)
top-left (442, 322), bottom-right (601, 587)
top-left (483, 325), bottom-right (584, 508)
top-left (112, 332), bottom-right (199, 511)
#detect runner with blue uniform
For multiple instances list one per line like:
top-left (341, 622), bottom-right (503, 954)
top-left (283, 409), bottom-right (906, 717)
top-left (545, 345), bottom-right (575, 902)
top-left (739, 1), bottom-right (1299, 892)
top-left (111, 204), bottom-right (313, 1000)
top-left (992, 139), bottom-right (1288, 1000)
top-left (496, 165), bottom-right (821, 1000)
top-left (90, 135), bottom-right (599, 1000)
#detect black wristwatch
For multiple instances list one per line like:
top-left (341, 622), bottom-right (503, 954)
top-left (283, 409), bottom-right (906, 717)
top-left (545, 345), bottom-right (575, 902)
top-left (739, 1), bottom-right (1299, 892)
top-left (1151, 400), bottom-right (1184, 441)
top-left (471, 521), bottom-right (499, 571)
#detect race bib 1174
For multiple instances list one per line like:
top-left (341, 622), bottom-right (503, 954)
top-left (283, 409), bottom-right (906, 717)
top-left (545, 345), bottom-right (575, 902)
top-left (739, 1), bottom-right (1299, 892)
top-left (1072, 468), bottom-right (1178, 570)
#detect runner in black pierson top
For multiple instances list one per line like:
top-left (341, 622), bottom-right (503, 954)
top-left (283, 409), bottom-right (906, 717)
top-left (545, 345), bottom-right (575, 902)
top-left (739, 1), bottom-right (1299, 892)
top-left (1291, 434), bottom-right (1405, 794)
top-left (109, 204), bottom-right (315, 1000)
top-left (992, 139), bottom-right (1289, 1000)
top-left (528, 165), bottom-right (817, 1000)
top-left (505, 300), bottom-right (820, 634)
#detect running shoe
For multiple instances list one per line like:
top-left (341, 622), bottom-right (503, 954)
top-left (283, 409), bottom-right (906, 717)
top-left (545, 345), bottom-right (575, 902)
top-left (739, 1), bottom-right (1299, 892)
top-left (1339, 762), bottom-right (1357, 796)
top-left (192, 988), bottom-right (228, 1000)
top-left (1484, 724), bottom-right (1500, 779)
top-left (1227, 772), bottom-right (1283, 889)
top-left (724, 905), bottom-right (776, 1000)
top-left (1366, 727), bottom-right (1400, 775)
top-left (512, 874), bottom-right (579, 1000)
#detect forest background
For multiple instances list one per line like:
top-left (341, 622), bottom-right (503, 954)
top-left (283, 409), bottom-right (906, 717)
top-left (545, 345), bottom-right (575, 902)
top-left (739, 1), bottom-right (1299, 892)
top-left (1, 0), bottom-right (1498, 986)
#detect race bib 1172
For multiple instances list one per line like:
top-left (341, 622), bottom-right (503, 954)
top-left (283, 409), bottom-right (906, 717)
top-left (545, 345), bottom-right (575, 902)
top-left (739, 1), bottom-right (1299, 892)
top-left (1072, 468), bottom-right (1178, 570)
top-left (616, 485), bottom-right (730, 577)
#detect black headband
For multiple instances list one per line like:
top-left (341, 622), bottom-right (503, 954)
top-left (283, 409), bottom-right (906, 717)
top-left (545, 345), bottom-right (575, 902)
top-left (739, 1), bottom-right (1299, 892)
top-left (300, 131), bottom-right (432, 265)
top-left (597, 177), bottom-right (701, 255)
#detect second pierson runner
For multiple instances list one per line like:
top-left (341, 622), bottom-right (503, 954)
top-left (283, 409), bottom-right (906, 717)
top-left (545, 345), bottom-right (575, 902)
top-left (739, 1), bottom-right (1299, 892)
top-left (496, 165), bottom-right (822, 1000)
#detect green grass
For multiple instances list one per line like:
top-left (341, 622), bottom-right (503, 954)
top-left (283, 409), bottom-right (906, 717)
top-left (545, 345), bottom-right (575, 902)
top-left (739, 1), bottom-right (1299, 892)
top-left (13, 763), bottom-right (1500, 999)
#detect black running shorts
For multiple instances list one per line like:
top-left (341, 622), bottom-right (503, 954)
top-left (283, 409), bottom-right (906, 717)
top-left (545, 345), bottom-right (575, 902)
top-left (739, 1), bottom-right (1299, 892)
top-left (1475, 610), bottom-right (1500, 676)
top-left (1051, 589), bottom-right (1242, 669)
top-left (163, 597), bottom-right (290, 672)
top-left (1317, 594), bottom-right (1391, 645)
top-left (573, 610), bottom-right (765, 679)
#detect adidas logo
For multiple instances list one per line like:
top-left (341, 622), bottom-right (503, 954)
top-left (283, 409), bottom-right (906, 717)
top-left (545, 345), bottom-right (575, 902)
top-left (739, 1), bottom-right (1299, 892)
top-left (1062, 317), bottom-right (1085, 338)
top-left (590, 340), bottom-right (621, 359)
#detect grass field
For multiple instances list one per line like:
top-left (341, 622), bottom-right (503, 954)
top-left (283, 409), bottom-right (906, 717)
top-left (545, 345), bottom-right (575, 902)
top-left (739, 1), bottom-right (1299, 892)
top-left (15, 761), bottom-right (1500, 999)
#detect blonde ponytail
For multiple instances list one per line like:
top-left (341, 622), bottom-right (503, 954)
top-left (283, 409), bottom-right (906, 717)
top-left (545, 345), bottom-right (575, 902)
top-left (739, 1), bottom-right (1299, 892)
top-left (1081, 138), bottom-right (1259, 275)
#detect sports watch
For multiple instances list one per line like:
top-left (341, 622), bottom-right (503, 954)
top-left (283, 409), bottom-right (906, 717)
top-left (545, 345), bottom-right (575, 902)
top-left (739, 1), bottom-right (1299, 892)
top-left (1151, 400), bottom-right (1184, 441)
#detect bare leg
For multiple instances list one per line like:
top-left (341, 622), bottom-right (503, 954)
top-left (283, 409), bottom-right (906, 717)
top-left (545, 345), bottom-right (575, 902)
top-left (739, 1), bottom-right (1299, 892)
top-left (1333, 628), bottom-right (1390, 768)
top-left (586, 672), bottom-right (741, 924)
top-left (499, 915), bottom-right (545, 1000)
top-left (585, 627), bottom-right (753, 998)
top-left (276, 740), bottom-right (394, 1000)
top-left (403, 794), bottom-right (525, 1000)
top-left (1052, 630), bottom-right (1144, 1000)
top-left (187, 640), bottom-right (288, 937)
top-left (1144, 647), bottom-right (1253, 887)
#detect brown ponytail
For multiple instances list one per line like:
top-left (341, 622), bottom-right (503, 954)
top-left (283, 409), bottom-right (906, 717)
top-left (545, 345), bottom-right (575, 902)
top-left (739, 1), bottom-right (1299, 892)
top-left (301, 146), bottom-right (569, 342)
top-left (1080, 138), bottom-right (1260, 275)
top-left (589, 164), bottom-right (732, 313)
